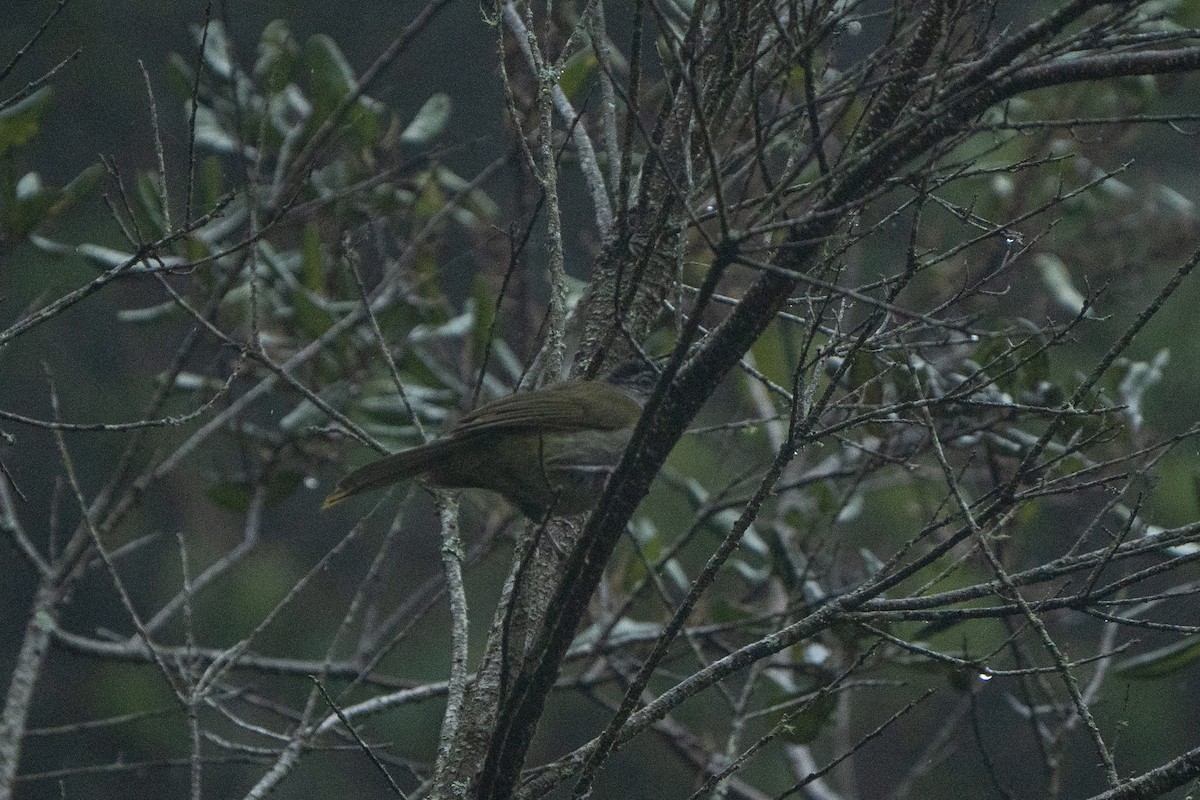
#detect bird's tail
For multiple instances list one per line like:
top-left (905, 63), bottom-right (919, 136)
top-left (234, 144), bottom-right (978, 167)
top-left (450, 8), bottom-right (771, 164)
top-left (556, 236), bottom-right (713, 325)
top-left (321, 440), bottom-right (451, 509)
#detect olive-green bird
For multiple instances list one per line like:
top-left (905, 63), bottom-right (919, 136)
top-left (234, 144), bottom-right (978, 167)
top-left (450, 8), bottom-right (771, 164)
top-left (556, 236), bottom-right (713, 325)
top-left (322, 360), bottom-right (658, 518)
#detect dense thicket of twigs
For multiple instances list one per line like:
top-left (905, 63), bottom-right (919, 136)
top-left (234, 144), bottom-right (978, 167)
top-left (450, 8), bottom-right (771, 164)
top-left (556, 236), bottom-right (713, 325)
top-left (5, 1), bottom-right (1200, 799)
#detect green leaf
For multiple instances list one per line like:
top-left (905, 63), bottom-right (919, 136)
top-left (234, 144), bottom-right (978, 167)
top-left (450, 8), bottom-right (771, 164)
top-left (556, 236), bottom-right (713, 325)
top-left (1117, 349), bottom-right (1169, 432)
top-left (295, 29), bottom-right (386, 152)
top-left (3, 162), bottom-right (109, 242)
top-left (1036, 253), bottom-right (1091, 317)
top-left (558, 50), bottom-right (597, 100)
top-left (974, 333), bottom-right (1049, 396)
top-left (471, 276), bottom-right (496, 361)
top-left (409, 302), bottom-right (475, 342)
top-left (53, 163), bottom-right (104, 214)
top-left (194, 105), bottom-right (254, 158)
top-left (280, 384), bottom-right (353, 432)
top-left (848, 349), bottom-right (883, 406)
top-left (29, 237), bottom-right (186, 271)
top-left (1173, 0), bottom-right (1200, 27)
top-left (347, 96), bottom-right (384, 147)
top-left (412, 173), bottom-right (449, 226)
top-left (118, 301), bottom-right (183, 324)
top-left (627, 518), bottom-right (662, 586)
top-left (193, 20), bottom-right (233, 79)
top-left (136, 171), bottom-right (170, 235)
top-left (164, 53), bottom-right (195, 100)
top-left (205, 471), bottom-right (305, 512)
top-left (400, 94), bottom-right (451, 145)
top-left (779, 690), bottom-right (838, 743)
top-left (255, 19), bottom-right (298, 92)
top-left (198, 156), bottom-right (226, 211)
top-left (1156, 185), bottom-right (1195, 218)
top-left (302, 34), bottom-right (356, 124)
top-left (1116, 637), bottom-right (1200, 680)
top-left (1, 173), bottom-right (53, 240)
top-left (206, 481), bottom-right (253, 512)
top-left (0, 87), bottom-right (54, 158)
top-left (709, 598), bottom-right (750, 623)
top-left (293, 290), bottom-right (334, 338)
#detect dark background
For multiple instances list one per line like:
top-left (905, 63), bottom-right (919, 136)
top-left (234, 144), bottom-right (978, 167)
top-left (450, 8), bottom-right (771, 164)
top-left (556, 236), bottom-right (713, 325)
top-left (4, 2), bottom-right (1200, 798)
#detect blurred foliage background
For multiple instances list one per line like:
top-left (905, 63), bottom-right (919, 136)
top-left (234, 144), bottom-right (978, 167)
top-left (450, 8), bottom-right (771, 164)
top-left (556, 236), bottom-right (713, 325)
top-left (4, 2), bottom-right (1200, 799)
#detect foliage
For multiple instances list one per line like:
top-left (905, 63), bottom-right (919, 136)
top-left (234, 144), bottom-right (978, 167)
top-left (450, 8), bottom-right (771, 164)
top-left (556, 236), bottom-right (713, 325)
top-left (4, 3), bottom-right (1200, 800)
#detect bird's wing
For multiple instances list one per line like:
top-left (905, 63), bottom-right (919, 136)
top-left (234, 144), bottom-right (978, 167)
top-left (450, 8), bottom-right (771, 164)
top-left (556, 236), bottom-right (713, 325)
top-left (452, 381), bottom-right (641, 436)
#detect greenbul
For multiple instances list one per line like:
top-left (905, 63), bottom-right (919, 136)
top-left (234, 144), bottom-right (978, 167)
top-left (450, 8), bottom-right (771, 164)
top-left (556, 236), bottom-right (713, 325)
top-left (322, 360), bottom-right (658, 518)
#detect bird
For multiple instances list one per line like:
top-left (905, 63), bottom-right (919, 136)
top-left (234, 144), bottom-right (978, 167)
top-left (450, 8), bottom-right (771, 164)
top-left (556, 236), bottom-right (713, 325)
top-left (322, 360), bottom-right (659, 518)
